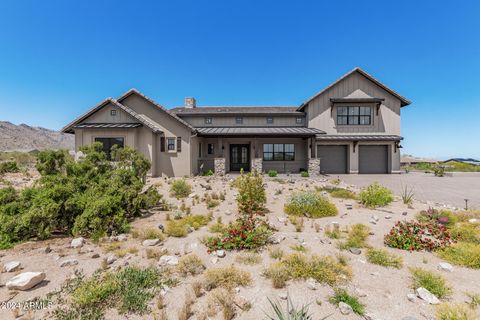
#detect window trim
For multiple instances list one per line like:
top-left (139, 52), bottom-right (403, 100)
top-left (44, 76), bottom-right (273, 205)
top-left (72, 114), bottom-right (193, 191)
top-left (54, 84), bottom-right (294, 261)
top-left (295, 117), bottom-right (303, 124)
top-left (235, 117), bottom-right (243, 124)
top-left (266, 117), bottom-right (274, 124)
top-left (207, 143), bottom-right (214, 155)
top-left (204, 117), bottom-right (212, 124)
top-left (263, 143), bottom-right (295, 161)
top-left (336, 106), bottom-right (372, 126)
top-left (110, 109), bottom-right (117, 116)
top-left (167, 137), bottom-right (176, 151)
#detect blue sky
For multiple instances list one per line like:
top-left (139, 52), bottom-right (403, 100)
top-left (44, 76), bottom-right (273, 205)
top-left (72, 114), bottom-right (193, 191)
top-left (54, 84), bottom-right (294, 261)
top-left (0, 0), bottom-right (479, 159)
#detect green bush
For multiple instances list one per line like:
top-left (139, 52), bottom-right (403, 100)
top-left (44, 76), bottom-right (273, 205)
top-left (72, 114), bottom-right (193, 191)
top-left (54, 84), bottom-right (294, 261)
top-left (232, 170), bottom-right (266, 215)
top-left (0, 161), bottom-right (19, 174)
top-left (435, 303), bottom-right (478, 320)
top-left (437, 242), bottom-right (480, 269)
top-left (366, 248), bottom-right (403, 268)
top-left (267, 170), bottom-right (278, 177)
top-left (0, 143), bottom-right (161, 248)
top-left (300, 171), bottom-right (309, 177)
top-left (409, 267), bottom-right (452, 298)
top-left (201, 169), bottom-right (214, 176)
top-left (359, 182), bottom-right (394, 208)
top-left (165, 214), bottom-right (210, 237)
top-left (317, 186), bottom-right (357, 199)
top-left (284, 191), bottom-right (337, 218)
top-left (329, 288), bottom-right (365, 315)
top-left (169, 179), bottom-right (192, 198)
top-left (338, 224), bottom-right (370, 250)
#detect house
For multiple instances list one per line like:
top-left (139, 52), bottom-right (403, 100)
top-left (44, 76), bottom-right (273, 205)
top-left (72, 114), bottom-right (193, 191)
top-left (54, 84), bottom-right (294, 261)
top-left (62, 67), bottom-right (411, 177)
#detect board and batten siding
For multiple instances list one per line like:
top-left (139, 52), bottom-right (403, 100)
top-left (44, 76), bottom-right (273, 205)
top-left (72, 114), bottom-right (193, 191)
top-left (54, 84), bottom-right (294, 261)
top-left (179, 115), bottom-right (305, 127)
top-left (306, 72), bottom-right (402, 135)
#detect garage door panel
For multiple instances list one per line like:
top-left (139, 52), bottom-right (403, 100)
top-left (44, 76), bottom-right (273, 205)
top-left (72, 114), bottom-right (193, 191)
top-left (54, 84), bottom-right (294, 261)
top-left (359, 145), bottom-right (388, 174)
top-left (317, 145), bottom-right (348, 174)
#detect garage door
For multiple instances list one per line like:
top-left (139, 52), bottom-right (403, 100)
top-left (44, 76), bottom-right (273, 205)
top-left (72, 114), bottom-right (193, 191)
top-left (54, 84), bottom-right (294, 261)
top-left (317, 145), bottom-right (348, 174)
top-left (359, 145), bottom-right (388, 174)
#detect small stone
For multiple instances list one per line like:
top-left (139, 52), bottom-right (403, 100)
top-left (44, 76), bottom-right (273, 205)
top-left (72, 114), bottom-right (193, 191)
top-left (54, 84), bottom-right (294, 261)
top-left (372, 215), bottom-right (379, 221)
top-left (234, 287), bottom-right (240, 293)
top-left (385, 215), bottom-right (392, 219)
top-left (6, 272), bottom-right (46, 291)
top-left (468, 218), bottom-right (478, 223)
top-left (277, 216), bottom-right (287, 223)
top-left (407, 293), bottom-right (416, 302)
top-left (401, 317), bottom-right (418, 320)
top-left (233, 295), bottom-right (251, 310)
top-left (225, 210), bottom-right (233, 216)
top-left (369, 219), bottom-right (377, 225)
top-left (320, 238), bottom-right (332, 244)
top-left (211, 257), bottom-right (219, 264)
top-left (402, 211), bottom-right (408, 216)
top-left (142, 239), bottom-right (160, 246)
top-left (44, 246), bottom-right (52, 254)
top-left (116, 234), bottom-right (128, 241)
top-left (107, 255), bottom-right (117, 265)
top-left (354, 288), bottom-right (367, 297)
top-left (331, 222), bottom-right (340, 230)
top-left (157, 224), bottom-right (164, 231)
top-left (438, 262), bottom-right (453, 272)
top-left (278, 292), bottom-right (288, 300)
top-left (364, 313), bottom-right (382, 320)
top-left (71, 237), bottom-right (85, 248)
top-left (306, 278), bottom-right (317, 290)
top-left (416, 287), bottom-right (440, 304)
top-left (3, 261), bottom-right (21, 272)
top-left (216, 250), bottom-right (226, 258)
top-left (60, 259), bottom-right (79, 267)
top-left (91, 253), bottom-right (100, 259)
top-left (159, 255), bottom-right (179, 266)
top-left (349, 248), bottom-right (361, 255)
top-left (339, 301), bottom-right (353, 315)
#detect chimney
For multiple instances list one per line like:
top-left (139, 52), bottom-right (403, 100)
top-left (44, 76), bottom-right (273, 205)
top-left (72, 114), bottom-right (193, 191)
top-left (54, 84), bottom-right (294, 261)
top-left (184, 97), bottom-right (196, 108)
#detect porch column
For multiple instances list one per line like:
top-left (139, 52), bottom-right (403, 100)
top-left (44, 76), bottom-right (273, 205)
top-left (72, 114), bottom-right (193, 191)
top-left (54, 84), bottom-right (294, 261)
top-left (251, 137), bottom-right (263, 173)
top-left (215, 138), bottom-right (226, 175)
top-left (308, 137), bottom-right (320, 176)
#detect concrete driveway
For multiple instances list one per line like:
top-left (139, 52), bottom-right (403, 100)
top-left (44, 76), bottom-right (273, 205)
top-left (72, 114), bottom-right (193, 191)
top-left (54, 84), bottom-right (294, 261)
top-left (332, 171), bottom-right (480, 210)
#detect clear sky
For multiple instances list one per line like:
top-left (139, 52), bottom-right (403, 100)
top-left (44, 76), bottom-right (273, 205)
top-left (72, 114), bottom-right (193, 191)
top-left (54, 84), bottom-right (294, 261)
top-left (0, 0), bottom-right (479, 159)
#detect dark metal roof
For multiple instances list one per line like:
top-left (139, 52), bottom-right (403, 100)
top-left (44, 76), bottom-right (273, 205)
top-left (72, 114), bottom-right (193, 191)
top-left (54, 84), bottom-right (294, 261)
top-left (170, 106), bottom-right (303, 116)
top-left (74, 123), bottom-right (143, 129)
top-left (196, 127), bottom-right (324, 136)
top-left (316, 135), bottom-right (403, 141)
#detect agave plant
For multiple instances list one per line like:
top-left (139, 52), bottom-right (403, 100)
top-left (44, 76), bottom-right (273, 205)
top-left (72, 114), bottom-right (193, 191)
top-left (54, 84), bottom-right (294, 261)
top-left (264, 295), bottom-right (331, 320)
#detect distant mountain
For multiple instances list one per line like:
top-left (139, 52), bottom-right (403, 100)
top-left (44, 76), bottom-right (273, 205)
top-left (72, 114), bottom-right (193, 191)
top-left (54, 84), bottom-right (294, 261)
top-left (0, 121), bottom-right (74, 151)
top-left (443, 158), bottom-right (480, 165)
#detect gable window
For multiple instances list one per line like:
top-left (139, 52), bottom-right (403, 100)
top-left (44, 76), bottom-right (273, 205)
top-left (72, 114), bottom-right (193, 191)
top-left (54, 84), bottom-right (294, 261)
top-left (207, 143), bottom-right (214, 155)
top-left (205, 117), bottom-right (212, 124)
top-left (295, 117), bottom-right (303, 124)
top-left (167, 138), bottom-right (176, 151)
top-left (235, 117), bottom-right (243, 124)
top-left (337, 106), bottom-right (371, 125)
top-left (110, 109), bottom-right (117, 116)
top-left (94, 137), bottom-right (124, 160)
top-left (266, 117), bottom-right (274, 124)
top-left (263, 144), bottom-right (295, 161)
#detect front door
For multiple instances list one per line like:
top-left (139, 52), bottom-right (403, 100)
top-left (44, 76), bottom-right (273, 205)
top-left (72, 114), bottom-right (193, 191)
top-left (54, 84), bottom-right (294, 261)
top-left (230, 144), bottom-right (250, 172)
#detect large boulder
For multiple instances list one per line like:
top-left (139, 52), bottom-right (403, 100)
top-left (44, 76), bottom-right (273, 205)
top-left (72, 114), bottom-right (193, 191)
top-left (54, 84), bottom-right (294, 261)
top-left (6, 272), bottom-right (46, 291)
top-left (142, 239), bottom-right (160, 247)
top-left (71, 237), bottom-right (85, 248)
top-left (416, 287), bottom-right (440, 305)
top-left (59, 259), bottom-right (79, 267)
top-left (159, 255), bottom-right (179, 266)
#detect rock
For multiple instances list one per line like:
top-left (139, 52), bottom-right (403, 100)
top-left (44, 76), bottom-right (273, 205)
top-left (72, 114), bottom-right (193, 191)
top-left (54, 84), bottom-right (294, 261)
top-left (320, 238), bottom-right (332, 244)
top-left (71, 237), bottom-right (85, 248)
top-left (402, 212), bottom-right (408, 216)
top-left (91, 253), bottom-right (100, 259)
top-left (44, 246), bottom-right (52, 254)
top-left (157, 224), bottom-right (165, 231)
top-left (216, 250), bottom-right (226, 258)
top-left (159, 255), bottom-right (179, 266)
top-left (211, 257), bottom-right (219, 264)
top-left (349, 248), bottom-right (362, 255)
top-left (233, 295), bottom-right (251, 310)
top-left (225, 210), bottom-right (233, 216)
top-left (278, 292), bottom-right (288, 300)
top-left (3, 261), bottom-right (21, 272)
top-left (6, 272), bottom-right (46, 291)
top-left (407, 293), bottom-right (416, 302)
top-left (416, 287), bottom-right (440, 304)
top-left (277, 216), bottom-right (287, 223)
top-left (269, 235), bottom-right (286, 244)
top-left (354, 287), bottom-right (367, 297)
top-left (306, 278), bottom-right (317, 290)
top-left (107, 256), bottom-right (117, 265)
top-left (339, 301), bottom-right (353, 315)
top-left (371, 215), bottom-right (379, 221)
top-left (331, 222), bottom-right (340, 230)
top-left (364, 313), bottom-right (383, 320)
top-left (468, 218), bottom-right (478, 223)
top-left (60, 259), bottom-right (79, 267)
top-left (401, 317), bottom-right (418, 320)
top-left (438, 262), bottom-right (453, 272)
top-left (385, 215), bottom-right (392, 219)
top-left (369, 219), bottom-right (377, 225)
top-left (142, 239), bottom-right (160, 246)
top-left (116, 234), bottom-right (128, 241)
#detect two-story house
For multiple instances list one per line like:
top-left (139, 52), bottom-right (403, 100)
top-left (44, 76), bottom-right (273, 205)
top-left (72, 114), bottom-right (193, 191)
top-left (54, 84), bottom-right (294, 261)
top-left (62, 67), bottom-right (411, 176)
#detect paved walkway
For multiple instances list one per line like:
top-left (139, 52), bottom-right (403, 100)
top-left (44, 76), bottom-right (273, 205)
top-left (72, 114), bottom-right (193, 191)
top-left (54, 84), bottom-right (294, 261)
top-left (332, 171), bottom-right (480, 210)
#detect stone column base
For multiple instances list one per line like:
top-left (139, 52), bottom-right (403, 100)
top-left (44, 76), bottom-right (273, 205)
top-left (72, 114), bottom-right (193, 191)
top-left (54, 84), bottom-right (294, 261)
top-left (214, 158), bottom-right (226, 176)
top-left (252, 158), bottom-right (263, 173)
top-left (308, 158), bottom-right (321, 176)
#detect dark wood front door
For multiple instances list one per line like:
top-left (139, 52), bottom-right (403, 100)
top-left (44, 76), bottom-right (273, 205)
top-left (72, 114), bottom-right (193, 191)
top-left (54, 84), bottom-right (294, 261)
top-left (230, 144), bottom-right (250, 172)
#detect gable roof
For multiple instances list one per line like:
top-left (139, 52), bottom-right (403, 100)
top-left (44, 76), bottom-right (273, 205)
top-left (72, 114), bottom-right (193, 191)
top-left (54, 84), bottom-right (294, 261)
top-left (298, 67), bottom-right (411, 110)
top-left (117, 88), bottom-right (195, 130)
top-left (170, 106), bottom-right (303, 116)
top-left (61, 98), bottom-right (164, 134)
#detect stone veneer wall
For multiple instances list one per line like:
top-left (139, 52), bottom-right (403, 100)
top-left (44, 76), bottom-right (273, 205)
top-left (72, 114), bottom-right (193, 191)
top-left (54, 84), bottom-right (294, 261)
top-left (308, 158), bottom-right (320, 176)
top-left (252, 158), bottom-right (263, 173)
top-left (214, 158), bottom-right (226, 176)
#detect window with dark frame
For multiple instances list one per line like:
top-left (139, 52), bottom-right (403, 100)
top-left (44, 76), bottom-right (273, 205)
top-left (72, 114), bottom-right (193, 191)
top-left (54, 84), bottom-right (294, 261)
top-left (295, 117), bottom-right (303, 124)
top-left (263, 144), bottom-right (295, 161)
top-left (337, 106), bottom-right (371, 125)
top-left (205, 117), bottom-right (212, 124)
top-left (110, 109), bottom-right (117, 116)
top-left (235, 117), bottom-right (243, 124)
top-left (266, 117), bottom-right (274, 124)
top-left (167, 138), bottom-right (175, 151)
top-left (207, 143), bottom-right (214, 155)
top-left (94, 137), bottom-right (124, 160)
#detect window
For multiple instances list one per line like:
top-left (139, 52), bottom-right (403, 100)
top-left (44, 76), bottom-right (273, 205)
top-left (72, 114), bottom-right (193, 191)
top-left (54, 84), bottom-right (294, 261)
top-left (337, 106), bottom-right (371, 125)
top-left (296, 117), bottom-right (303, 124)
top-left (94, 137), bottom-right (124, 159)
top-left (167, 138), bottom-right (175, 151)
top-left (266, 117), bottom-right (274, 124)
top-left (110, 109), bottom-right (117, 116)
top-left (205, 117), bottom-right (212, 124)
top-left (263, 144), bottom-right (295, 161)
top-left (207, 143), bottom-right (214, 155)
top-left (235, 117), bottom-right (243, 124)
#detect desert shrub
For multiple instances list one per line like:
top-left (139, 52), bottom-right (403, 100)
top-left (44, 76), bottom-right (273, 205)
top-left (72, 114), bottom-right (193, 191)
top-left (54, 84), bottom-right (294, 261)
top-left (409, 267), bottom-right (452, 298)
top-left (176, 254), bottom-right (205, 276)
top-left (0, 186), bottom-right (16, 206)
top-left (267, 170), bottom-right (278, 177)
top-left (434, 165), bottom-right (445, 177)
top-left (284, 191), bottom-right (337, 218)
top-left (205, 196), bottom-right (220, 209)
top-left (0, 144), bottom-right (160, 248)
top-left (416, 208), bottom-right (458, 228)
top-left (436, 304), bottom-right (477, 320)
top-left (384, 221), bottom-right (453, 251)
top-left (300, 171), bottom-right (309, 177)
top-left (317, 186), bottom-right (357, 199)
top-left (205, 288), bottom-right (237, 319)
top-left (209, 222), bottom-right (226, 233)
top-left (329, 288), bottom-right (365, 315)
top-left (466, 292), bottom-right (480, 308)
top-left (204, 266), bottom-right (252, 290)
top-left (450, 223), bottom-right (480, 244)
top-left (131, 227), bottom-right (165, 241)
top-left (234, 252), bottom-right (262, 265)
top-left (291, 244), bottom-right (308, 252)
top-left (263, 253), bottom-right (352, 287)
top-left (437, 242), bottom-right (480, 269)
top-left (53, 266), bottom-right (176, 319)
top-left (203, 218), bottom-right (273, 252)
top-left (268, 247), bottom-right (284, 260)
top-left (0, 151), bottom-right (37, 167)
top-left (265, 295), bottom-right (315, 320)
top-left (359, 182), bottom-right (393, 208)
top-left (366, 248), bottom-right (403, 268)
top-left (165, 214), bottom-right (210, 237)
top-left (263, 263), bottom-right (290, 289)
top-left (0, 160), bottom-right (19, 174)
top-left (201, 169), bottom-right (214, 176)
top-left (401, 185), bottom-right (415, 206)
top-left (232, 170), bottom-right (266, 215)
top-left (338, 224), bottom-right (370, 250)
top-left (169, 179), bottom-right (192, 198)
top-left (325, 227), bottom-right (342, 239)
top-left (145, 248), bottom-right (167, 260)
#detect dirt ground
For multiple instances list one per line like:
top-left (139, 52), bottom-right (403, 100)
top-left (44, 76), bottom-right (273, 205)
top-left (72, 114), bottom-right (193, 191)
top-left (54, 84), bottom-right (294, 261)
top-left (0, 174), bottom-right (479, 320)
